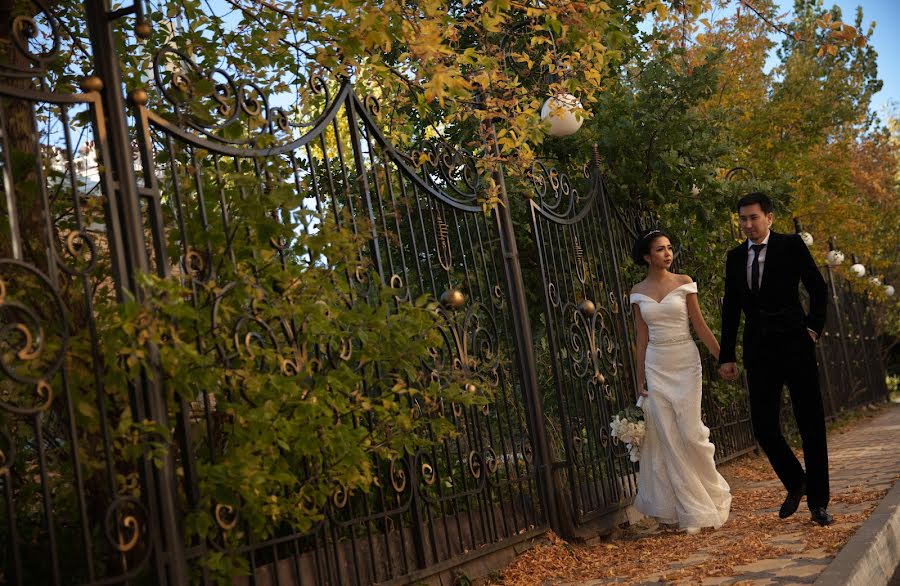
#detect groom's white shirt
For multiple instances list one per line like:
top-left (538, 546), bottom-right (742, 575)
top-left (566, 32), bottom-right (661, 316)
top-left (746, 231), bottom-right (770, 290)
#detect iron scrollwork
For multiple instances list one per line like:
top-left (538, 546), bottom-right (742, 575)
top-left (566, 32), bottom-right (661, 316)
top-left (432, 301), bottom-right (501, 389)
top-left (150, 47), bottom-right (335, 145)
top-left (0, 0), bottom-right (62, 81)
top-left (0, 262), bottom-right (69, 414)
top-left (530, 161), bottom-right (583, 218)
top-left (406, 141), bottom-right (483, 204)
top-left (564, 298), bottom-right (619, 402)
top-left (103, 496), bottom-right (150, 556)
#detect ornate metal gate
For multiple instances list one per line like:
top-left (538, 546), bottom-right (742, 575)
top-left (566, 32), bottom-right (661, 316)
top-left (0, 1), bottom-right (887, 584)
top-left (526, 156), bottom-right (641, 527)
top-left (129, 75), bottom-right (555, 584)
top-left (0, 2), bottom-right (559, 583)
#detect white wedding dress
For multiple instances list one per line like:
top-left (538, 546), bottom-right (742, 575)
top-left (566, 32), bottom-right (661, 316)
top-left (629, 281), bottom-right (731, 529)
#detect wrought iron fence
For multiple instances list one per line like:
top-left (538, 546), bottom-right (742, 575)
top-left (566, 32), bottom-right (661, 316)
top-left (0, 2), bottom-right (888, 585)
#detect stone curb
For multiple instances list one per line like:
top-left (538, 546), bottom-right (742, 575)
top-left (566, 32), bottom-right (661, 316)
top-left (813, 475), bottom-right (900, 586)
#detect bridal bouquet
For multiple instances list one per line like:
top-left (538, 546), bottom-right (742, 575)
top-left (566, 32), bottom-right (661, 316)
top-left (609, 405), bottom-right (646, 462)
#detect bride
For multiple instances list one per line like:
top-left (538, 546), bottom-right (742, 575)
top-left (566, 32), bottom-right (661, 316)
top-left (628, 229), bottom-right (732, 534)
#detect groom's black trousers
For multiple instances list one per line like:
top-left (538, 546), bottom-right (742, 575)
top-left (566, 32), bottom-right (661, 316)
top-left (745, 328), bottom-right (829, 510)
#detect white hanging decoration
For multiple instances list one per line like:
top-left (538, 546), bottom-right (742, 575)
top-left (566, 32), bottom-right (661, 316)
top-left (825, 250), bottom-right (844, 266)
top-left (885, 285), bottom-right (895, 297)
top-left (800, 232), bottom-right (814, 246)
top-left (850, 263), bottom-right (866, 278)
top-left (540, 93), bottom-right (584, 137)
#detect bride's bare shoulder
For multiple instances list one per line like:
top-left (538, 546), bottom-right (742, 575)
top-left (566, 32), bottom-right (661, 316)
top-left (677, 274), bottom-right (694, 285)
top-left (630, 279), bottom-right (650, 295)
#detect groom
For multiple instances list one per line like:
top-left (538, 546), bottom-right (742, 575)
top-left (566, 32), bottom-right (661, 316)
top-left (718, 192), bottom-right (833, 526)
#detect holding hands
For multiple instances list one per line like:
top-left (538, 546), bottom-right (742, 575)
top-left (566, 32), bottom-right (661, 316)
top-left (718, 362), bottom-right (740, 381)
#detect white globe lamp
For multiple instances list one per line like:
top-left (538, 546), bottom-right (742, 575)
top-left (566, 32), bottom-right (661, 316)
top-left (825, 250), bottom-right (844, 266)
top-left (540, 93), bottom-right (583, 137)
top-left (886, 285), bottom-right (895, 297)
top-left (850, 263), bottom-right (866, 278)
top-left (800, 231), bottom-right (814, 246)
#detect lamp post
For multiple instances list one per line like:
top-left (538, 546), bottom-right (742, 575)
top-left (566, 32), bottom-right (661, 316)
top-left (850, 255), bottom-right (866, 278)
top-left (823, 236), bottom-right (852, 415)
top-left (501, 20), bottom-right (584, 138)
top-left (474, 25), bottom-right (588, 532)
top-left (826, 236), bottom-right (845, 266)
top-left (724, 167), bottom-right (755, 240)
top-left (793, 218), bottom-right (813, 246)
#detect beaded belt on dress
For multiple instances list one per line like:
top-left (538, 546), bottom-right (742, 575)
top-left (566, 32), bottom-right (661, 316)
top-left (649, 334), bottom-right (693, 346)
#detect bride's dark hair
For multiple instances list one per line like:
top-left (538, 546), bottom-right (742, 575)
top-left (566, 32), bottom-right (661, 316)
top-left (631, 228), bottom-right (671, 267)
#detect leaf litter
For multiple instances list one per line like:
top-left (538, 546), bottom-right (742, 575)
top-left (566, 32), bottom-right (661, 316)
top-left (487, 450), bottom-right (892, 586)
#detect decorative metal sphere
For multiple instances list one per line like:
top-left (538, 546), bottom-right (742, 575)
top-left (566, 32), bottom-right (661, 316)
top-left (577, 299), bottom-right (596, 318)
top-left (135, 21), bottom-right (152, 39)
top-left (80, 76), bottom-right (103, 93)
top-left (850, 263), bottom-right (866, 278)
top-left (540, 93), bottom-right (583, 137)
top-left (465, 383), bottom-right (477, 394)
top-left (128, 88), bottom-right (149, 106)
top-left (800, 232), bottom-right (814, 246)
top-left (886, 285), bottom-right (895, 297)
top-left (825, 250), bottom-right (844, 266)
top-left (440, 288), bottom-right (465, 310)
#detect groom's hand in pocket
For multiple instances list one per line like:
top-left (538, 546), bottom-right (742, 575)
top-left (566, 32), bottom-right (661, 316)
top-left (718, 362), bottom-right (739, 381)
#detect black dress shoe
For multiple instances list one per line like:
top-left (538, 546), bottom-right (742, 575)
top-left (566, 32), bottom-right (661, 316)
top-left (779, 482), bottom-right (806, 519)
top-left (810, 507), bottom-right (834, 526)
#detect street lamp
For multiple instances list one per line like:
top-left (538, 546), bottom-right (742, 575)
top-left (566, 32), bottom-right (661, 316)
top-left (793, 218), bottom-right (813, 246)
top-left (540, 93), bottom-right (584, 137)
top-left (826, 237), bottom-right (844, 266)
top-left (501, 20), bottom-right (584, 139)
top-left (849, 255), bottom-right (866, 278)
top-left (724, 167), bottom-right (756, 240)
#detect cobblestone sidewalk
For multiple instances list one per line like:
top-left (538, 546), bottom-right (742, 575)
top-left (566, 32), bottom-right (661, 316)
top-left (592, 404), bottom-right (900, 585)
top-left (494, 404), bottom-right (900, 586)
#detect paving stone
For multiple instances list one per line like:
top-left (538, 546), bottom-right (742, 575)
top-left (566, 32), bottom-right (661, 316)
top-left (668, 552), bottom-right (712, 569)
top-left (771, 560), bottom-right (829, 578)
top-left (700, 578), bottom-right (734, 585)
top-left (769, 533), bottom-right (803, 544)
top-left (732, 557), bottom-right (793, 573)
top-left (795, 548), bottom-right (831, 560)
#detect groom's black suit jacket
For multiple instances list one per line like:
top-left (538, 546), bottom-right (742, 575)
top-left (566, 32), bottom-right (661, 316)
top-left (719, 231), bottom-right (827, 369)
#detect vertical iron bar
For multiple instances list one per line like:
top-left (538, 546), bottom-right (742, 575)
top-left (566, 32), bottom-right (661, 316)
top-left (486, 121), bottom-right (560, 535)
top-left (84, 2), bottom-right (189, 583)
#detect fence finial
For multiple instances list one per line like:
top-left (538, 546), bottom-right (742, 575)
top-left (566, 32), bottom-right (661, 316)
top-left (592, 143), bottom-right (601, 168)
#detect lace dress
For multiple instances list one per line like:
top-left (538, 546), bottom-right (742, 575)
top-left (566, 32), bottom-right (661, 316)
top-left (629, 281), bottom-right (731, 529)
